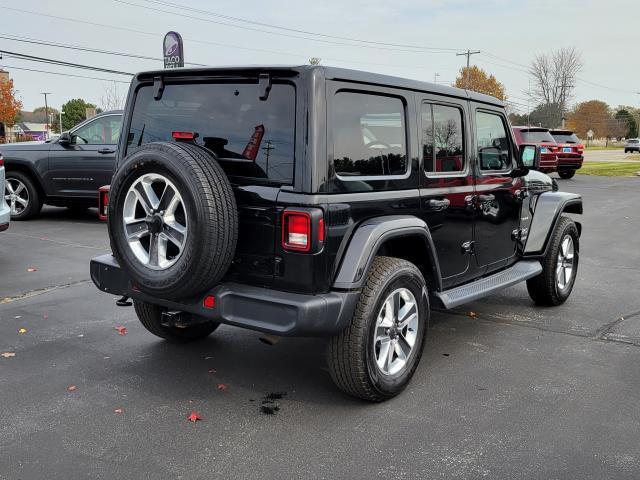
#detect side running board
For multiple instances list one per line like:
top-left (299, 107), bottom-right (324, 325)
top-left (433, 260), bottom-right (542, 310)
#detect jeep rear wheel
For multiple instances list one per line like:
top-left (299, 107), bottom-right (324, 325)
top-left (133, 300), bottom-right (219, 343)
top-left (108, 142), bottom-right (238, 299)
top-left (327, 256), bottom-right (428, 402)
top-left (527, 216), bottom-right (579, 306)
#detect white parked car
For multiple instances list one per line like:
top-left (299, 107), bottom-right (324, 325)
top-left (0, 151), bottom-right (10, 231)
top-left (624, 138), bottom-right (640, 153)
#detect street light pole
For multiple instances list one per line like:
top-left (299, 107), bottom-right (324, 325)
top-left (41, 92), bottom-right (52, 139)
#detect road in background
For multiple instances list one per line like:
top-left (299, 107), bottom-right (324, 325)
top-left (1, 177), bottom-right (639, 479)
top-left (584, 149), bottom-right (640, 163)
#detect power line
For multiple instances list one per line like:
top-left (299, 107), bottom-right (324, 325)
top-left (456, 49), bottom-right (481, 89)
top-left (0, 49), bottom-right (133, 75)
top-left (0, 33), bottom-right (207, 66)
top-left (119, 0), bottom-right (463, 52)
top-left (0, 64), bottom-right (131, 83)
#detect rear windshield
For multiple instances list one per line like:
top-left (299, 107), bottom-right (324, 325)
top-left (126, 82), bottom-right (296, 183)
top-left (520, 130), bottom-right (556, 143)
top-left (551, 132), bottom-right (580, 144)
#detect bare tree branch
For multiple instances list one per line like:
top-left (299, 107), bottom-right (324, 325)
top-left (100, 82), bottom-right (125, 111)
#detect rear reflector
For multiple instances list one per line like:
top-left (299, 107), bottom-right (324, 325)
top-left (172, 131), bottom-right (197, 140)
top-left (203, 295), bottom-right (216, 309)
top-left (282, 211), bottom-right (311, 252)
top-left (318, 218), bottom-right (325, 242)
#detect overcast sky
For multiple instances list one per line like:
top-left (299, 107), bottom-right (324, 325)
top-left (1, 0), bottom-right (637, 113)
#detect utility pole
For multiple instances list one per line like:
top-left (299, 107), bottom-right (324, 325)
top-left (456, 49), bottom-right (480, 89)
top-left (59, 109), bottom-right (63, 134)
top-left (262, 140), bottom-right (274, 176)
top-left (41, 92), bottom-right (52, 139)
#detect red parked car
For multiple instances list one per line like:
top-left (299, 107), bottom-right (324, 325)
top-left (512, 126), bottom-right (558, 174)
top-left (549, 129), bottom-right (584, 179)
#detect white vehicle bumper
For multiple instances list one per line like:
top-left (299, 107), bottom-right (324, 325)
top-left (0, 166), bottom-right (10, 231)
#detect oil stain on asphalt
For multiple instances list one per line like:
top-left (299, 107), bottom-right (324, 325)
top-left (259, 392), bottom-right (287, 415)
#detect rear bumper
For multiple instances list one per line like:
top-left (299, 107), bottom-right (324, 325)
top-left (538, 155), bottom-right (558, 172)
top-left (557, 155), bottom-right (583, 169)
top-left (90, 254), bottom-right (359, 337)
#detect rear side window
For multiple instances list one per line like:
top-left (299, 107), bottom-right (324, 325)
top-left (551, 132), bottom-right (580, 144)
top-left (476, 111), bottom-right (513, 171)
top-left (520, 129), bottom-right (555, 143)
top-left (332, 92), bottom-right (407, 177)
top-left (127, 82), bottom-right (296, 183)
top-left (422, 104), bottom-right (465, 174)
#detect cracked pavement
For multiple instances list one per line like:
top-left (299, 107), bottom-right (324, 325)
top-left (1, 175), bottom-right (639, 479)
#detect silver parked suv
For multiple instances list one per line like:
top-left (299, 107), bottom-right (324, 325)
top-left (624, 138), bottom-right (640, 153)
top-left (0, 152), bottom-right (10, 232)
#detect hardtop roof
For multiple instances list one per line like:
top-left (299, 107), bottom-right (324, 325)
top-left (133, 65), bottom-right (505, 107)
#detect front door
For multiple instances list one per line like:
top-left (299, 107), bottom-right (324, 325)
top-left (472, 106), bottom-right (523, 272)
top-left (418, 97), bottom-right (476, 287)
top-left (47, 114), bottom-right (120, 197)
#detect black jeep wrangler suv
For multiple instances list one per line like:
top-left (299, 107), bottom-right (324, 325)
top-left (90, 66), bottom-right (582, 401)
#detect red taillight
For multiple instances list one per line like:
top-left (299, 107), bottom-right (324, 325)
top-left (172, 131), bottom-right (197, 140)
top-left (318, 218), bottom-right (325, 242)
top-left (98, 186), bottom-right (110, 221)
top-left (203, 295), bottom-right (215, 309)
top-left (0, 154), bottom-right (4, 167)
top-left (282, 211), bottom-right (311, 252)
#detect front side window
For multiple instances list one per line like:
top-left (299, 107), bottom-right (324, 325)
top-left (333, 92), bottom-right (407, 177)
top-left (476, 111), bottom-right (512, 171)
top-left (127, 82), bottom-right (296, 183)
top-left (422, 104), bottom-right (465, 174)
top-left (72, 116), bottom-right (122, 145)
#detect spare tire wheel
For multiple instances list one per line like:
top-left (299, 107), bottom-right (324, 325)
top-left (108, 141), bottom-right (238, 299)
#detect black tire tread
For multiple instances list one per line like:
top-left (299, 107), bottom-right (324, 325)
top-left (327, 256), bottom-right (426, 402)
top-left (527, 216), bottom-right (579, 306)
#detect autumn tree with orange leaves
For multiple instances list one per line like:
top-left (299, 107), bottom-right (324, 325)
top-left (0, 77), bottom-right (23, 130)
top-left (455, 66), bottom-right (506, 101)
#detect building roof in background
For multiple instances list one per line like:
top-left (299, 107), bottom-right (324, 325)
top-left (19, 122), bottom-right (48, 132)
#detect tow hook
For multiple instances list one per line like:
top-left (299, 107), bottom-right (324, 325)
top-left (116, 296), bottom-right (133, 307)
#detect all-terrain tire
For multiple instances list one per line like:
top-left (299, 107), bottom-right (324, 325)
top-left (527, 216), bottom-right (579, 306)
top-left (133, 300), bottom-right (219, 343)
top-left (327, 256), bottom-right (429, 402)
top-left (108, 142), bottom-right (238, 299)
top-left (558, 169), bottom-right (576, 179)
top-left (4, 171), bottom-right (43, 220)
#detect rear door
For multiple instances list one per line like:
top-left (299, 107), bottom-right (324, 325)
top-left (417, 96), bottom-right (476, 287)
top-left (472, 105), bottom-right (523, 271)
top-left (125, 80), bottom-right (297, 288)
top-left (47, 114), bottom-right (120, 197)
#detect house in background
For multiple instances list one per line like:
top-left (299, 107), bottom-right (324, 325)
top-left (14, 123), bottom-right (49, 141)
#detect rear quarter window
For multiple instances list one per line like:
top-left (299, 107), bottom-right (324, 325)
top-left (126, 82), bottom-right (296, 183)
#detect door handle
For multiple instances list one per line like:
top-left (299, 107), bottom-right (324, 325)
top-left (478, 194), bottom-right (496, 203)
top-left (98, 148), bottom-right (115, 154)
top-left (426, 198), bottom-right (450, 211)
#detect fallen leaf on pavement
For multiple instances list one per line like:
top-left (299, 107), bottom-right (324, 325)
top-left (18, 328), bottom-right (28, 334)
top-left (217, 383), bottom-right (228, 391)
top-left (67, 385), bottom-right (77, 392)
top-left (208, 369), bottom-right (217, 374)
top-left (43, 314), bottom-right (49, 320)
top-left (14, 315), bottom-right (21, 319)
top-left (40, 237), bottom-right (48, 241)
top-left (187, 411), bottom-right (201, 422)
top-left (114, 408), bottom-right (124, 414)
top-left (1, 352), bottom-right (16, 358)
top-left (469, 311), bottom-right (477, 318)
top-left (27, 267), bottom-right (37, 272)
top-left (116, 326), bottom-right (127, 335)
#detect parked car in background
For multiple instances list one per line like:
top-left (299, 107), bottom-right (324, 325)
top-left (0, 152), bottom-right (10, 231)
top-left (1, 110), bottom-right (122, 220)
top-left (512, 126), bottom-right (558, 174)
top-left (549, 129), bottom-right (584, 179)
top-left (624, 138), bottom-right (640, 153)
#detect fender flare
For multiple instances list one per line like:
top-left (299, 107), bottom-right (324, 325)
top-left (524, 191), bottom-right (582, 256)
top-left (332, 215), bottom-right (443, 291)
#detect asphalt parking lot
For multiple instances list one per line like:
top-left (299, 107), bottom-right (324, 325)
top-left (1, 175), bottom-right (639, 479)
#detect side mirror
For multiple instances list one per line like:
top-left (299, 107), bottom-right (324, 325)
top-left (519, 144), bottom-right (539, 169)
top-left (58, 132), bottom-right (72, 145)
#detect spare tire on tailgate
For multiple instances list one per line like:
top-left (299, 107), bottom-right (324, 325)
top-left (108, 141), bottom-right (238, 299)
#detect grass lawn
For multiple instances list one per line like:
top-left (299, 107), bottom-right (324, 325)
top-left (578, 162), bottom-right (640, 177)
